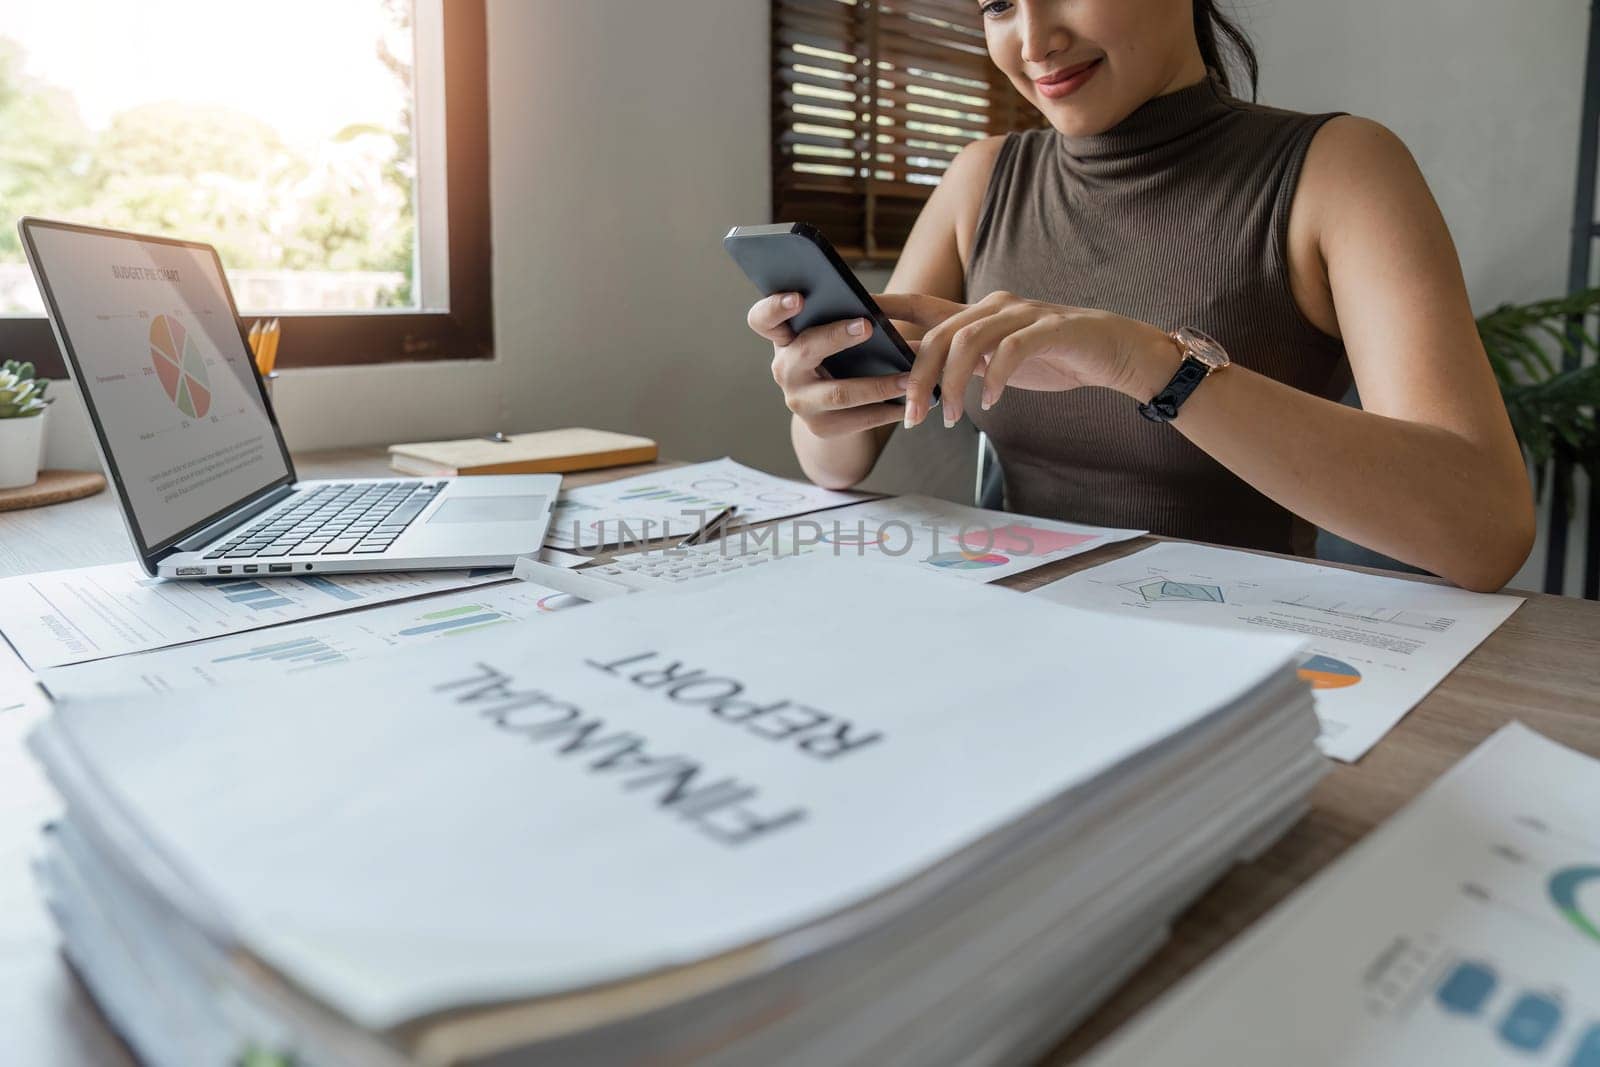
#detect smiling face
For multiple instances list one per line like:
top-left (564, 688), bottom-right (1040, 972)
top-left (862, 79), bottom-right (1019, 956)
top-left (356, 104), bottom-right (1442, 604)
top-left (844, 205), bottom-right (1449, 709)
top-left (978, 0), bottom-right (1208, 137)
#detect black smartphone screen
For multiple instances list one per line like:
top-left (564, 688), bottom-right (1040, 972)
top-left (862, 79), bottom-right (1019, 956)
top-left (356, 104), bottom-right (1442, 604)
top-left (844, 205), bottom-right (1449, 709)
top-left (724, 222), bottom-right (937, 401)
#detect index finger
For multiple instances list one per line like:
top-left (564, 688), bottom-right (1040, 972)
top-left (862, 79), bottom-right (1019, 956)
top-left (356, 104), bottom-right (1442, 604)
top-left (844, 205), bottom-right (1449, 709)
top-left (747, 292), bottom-right (802, 344)
top-left (872, 292), bottom-right (967, 329)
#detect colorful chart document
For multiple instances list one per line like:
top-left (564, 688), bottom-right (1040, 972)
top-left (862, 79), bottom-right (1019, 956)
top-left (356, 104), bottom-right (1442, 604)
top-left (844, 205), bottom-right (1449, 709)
top-left (543, 457), bottom-right (865, 549)
top-left (1034, 543), bottom-right (1523, 761)
top-left (0, 562), bottom-right (507, 670)
top-left (605, 495), bottom-right (1145, 586)
top-left (1088, 724), bottom-right (1600, 1066)
top-left (39, 581), bottom-right (586, 702)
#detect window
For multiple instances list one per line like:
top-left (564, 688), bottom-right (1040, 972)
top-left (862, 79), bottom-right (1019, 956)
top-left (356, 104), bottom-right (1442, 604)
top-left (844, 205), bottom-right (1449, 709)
top-left (771, 0), bottom-right (1042, 265)
top-left (0, 0), bottom-right (489, 377)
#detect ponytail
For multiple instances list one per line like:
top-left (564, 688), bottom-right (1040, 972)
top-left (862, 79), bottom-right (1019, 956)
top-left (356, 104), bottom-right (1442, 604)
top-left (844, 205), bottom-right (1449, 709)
top-left (1193, 1), bottom-right (1260, 101)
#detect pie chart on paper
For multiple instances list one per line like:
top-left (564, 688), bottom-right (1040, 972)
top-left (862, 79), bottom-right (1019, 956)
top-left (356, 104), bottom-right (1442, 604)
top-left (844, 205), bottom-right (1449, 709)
top-left (1297, 653), bottom-right (1362, 690)
top-left (150, 313), bottom-right (212, 419)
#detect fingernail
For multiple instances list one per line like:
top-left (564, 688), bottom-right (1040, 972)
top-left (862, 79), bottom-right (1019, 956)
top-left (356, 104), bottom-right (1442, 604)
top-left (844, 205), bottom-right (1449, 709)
top-left (903, 407), bottom-right (915, 430)
top-left (943, 408), bottom-right (958, 428)
top-left (895, 374), bottom-right (912, 391)
top-left (846, 319), bottom-right (866, 336)
top-left (981, 389), bottom-right (995, 410)
top-left (782, 294), bottom-right (798, 309)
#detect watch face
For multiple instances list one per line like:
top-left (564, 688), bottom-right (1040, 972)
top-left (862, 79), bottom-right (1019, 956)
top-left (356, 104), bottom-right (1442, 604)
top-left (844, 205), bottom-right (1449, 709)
top-left (1174, 326), bottom-right (1231, 371)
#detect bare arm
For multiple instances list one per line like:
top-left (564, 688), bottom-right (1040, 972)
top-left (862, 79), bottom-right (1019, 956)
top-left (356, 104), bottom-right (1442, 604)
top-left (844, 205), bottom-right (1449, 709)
top-left (887, 118), bottom-right (1533, 590)
top-left (1126, 118), bottom-right (1534, 589)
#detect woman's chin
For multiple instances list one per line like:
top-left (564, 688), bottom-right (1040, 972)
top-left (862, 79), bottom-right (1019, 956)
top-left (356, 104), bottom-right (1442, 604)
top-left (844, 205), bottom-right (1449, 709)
top-left (1030, 90), bottom-right (1126, 139)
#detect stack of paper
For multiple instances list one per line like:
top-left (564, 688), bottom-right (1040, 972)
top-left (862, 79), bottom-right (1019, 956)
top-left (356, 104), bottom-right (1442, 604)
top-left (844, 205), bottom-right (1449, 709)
top-left (1085, 724), bottom-right (1600, 1065)
top-left (29, 560), bottom-right (1327, 1067)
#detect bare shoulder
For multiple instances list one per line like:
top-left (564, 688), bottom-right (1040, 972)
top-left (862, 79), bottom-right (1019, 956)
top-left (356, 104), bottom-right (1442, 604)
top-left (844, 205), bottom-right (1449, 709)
top-left (892, 134), bottom-right (1011, 302)
top-left (945, 135), bottom-right (1010, 267)
top-left (948, 133), bottom-right (1010, 182)
top-left (1285, 116), bottom-right (1441, 337)
top-left (1296, 116), bottom-right (1436, 241)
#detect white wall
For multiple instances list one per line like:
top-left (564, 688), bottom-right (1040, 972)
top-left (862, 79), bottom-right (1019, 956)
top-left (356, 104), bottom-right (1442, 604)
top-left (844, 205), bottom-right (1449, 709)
top-left (480, 0), bottom-right (975, 501)
top-left (485, 0), bottom-right (780, 468)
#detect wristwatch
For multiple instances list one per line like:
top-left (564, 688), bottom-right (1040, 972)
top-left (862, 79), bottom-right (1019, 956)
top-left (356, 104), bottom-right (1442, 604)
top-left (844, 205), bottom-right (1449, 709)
top-left (1136, 326), bottom-right (1231, 423)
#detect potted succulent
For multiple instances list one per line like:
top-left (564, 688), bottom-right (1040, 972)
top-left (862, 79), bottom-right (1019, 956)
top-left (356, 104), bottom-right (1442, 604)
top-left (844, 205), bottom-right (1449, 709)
top-left (0, 359), bottom-right (51, 489)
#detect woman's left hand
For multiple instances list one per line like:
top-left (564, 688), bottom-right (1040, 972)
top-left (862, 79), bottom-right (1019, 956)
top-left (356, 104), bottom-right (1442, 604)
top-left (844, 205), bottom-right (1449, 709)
top-left (874, 291), bottom-right (1176, 428)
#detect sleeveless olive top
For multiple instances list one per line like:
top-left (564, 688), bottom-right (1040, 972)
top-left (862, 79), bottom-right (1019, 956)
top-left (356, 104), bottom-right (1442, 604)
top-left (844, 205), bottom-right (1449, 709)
top-left (964, 75), bottom-right (1347, 554)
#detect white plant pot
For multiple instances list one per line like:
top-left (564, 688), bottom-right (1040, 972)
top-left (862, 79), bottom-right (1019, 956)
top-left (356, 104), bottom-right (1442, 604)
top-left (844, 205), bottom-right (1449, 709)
top-left (0, 410), bottom-right (46, 490)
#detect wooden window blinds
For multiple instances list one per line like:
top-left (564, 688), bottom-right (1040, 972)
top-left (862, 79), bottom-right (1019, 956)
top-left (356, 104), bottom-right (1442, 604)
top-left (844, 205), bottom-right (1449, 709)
top-left (771, 0), bottom-right (1043, 265)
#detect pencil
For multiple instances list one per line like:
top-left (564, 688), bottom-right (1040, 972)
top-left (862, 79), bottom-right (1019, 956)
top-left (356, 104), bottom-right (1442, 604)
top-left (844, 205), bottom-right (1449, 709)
top-left (260, 319), bottom-right (281, 375)
top-left (247, 319), bottom-right (263, 368)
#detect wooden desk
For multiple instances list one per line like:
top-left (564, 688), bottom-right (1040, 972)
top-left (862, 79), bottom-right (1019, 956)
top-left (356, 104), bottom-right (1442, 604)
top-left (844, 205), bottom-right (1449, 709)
top-left (1, 449), bottom-right (1596, 1065)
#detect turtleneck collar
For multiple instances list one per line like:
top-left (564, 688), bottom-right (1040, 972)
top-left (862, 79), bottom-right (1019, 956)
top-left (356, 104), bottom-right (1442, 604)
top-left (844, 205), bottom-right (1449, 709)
top-left (1055, 74), bottom-right (1235, 167)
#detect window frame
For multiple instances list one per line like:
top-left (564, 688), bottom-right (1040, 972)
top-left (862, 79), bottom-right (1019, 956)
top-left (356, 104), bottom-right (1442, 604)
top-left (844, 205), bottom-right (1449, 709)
top-left (1, 0), bottom-right (490, 379)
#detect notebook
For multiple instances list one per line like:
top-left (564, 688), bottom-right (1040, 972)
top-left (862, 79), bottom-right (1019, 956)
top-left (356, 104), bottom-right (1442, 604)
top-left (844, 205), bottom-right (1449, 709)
top-left (388, 427), bottom-right (658, 476)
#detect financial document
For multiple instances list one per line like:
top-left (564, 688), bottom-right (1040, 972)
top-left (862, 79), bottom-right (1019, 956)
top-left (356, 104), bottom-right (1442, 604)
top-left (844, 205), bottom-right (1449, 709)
top-left (1088, 724), bottom-right (1600, 1066)
top-left (1034, 543), bottom-right (1523, 761)
top-left (40, 560), bottom-right (1307, 1029)
top-left (0, 562), bottom-right (507, 670)
top-left (39, 581), bottom-right (586, 702)
top-left (543, 457), bottom-right (865, 549)
top-left (605, 494), bottom-right (1144, 586)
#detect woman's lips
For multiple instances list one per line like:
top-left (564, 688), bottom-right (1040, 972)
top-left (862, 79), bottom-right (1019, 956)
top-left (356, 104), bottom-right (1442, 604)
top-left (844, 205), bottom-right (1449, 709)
top-left (1034, 57), bottom-right (1102, 100)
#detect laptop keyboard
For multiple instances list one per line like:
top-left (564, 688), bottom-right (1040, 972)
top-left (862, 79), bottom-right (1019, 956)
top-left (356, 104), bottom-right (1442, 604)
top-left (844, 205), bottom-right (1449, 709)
top-left (203, 481), bottom-right (446, 560)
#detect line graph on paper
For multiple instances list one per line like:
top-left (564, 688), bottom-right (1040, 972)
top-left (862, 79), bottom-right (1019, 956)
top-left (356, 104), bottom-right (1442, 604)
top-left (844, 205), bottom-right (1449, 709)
top-left (1271, 593), bottom-right (1458, 633)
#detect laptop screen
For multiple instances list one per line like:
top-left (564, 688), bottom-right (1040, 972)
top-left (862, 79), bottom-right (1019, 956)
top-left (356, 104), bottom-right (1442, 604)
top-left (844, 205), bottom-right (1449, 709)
top-left (25, 223), bottom-right (291, 551)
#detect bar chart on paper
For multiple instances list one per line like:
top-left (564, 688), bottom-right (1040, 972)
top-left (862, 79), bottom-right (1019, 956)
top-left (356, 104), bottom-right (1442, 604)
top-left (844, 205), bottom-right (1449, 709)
top-left (1086, 727), bottom-right (1600, 1067)
top-left (0, 561), bottom-right (509, 670)
top-left (212, 580), bottom-right (296, 611)
top-left (212, 635), bottom-right (350, 667)
top-left (39, 581), bottom-right (585, 702)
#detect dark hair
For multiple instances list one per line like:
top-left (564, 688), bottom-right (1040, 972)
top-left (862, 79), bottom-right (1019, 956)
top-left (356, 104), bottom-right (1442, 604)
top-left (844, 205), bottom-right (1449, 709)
top-left (1194, 1), bottom-right (1259, 101)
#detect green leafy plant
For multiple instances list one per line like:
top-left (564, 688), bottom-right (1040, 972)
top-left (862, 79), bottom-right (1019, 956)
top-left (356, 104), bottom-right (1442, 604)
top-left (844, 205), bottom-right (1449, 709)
top-left (0, 358), bottom-right (49, 418)
top-left (1477, 288), bottom-right (1600, 508)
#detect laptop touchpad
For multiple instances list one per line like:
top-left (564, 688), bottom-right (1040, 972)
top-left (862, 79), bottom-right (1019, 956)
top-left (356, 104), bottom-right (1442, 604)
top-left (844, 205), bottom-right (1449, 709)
top-left (426, 495), bottom-right (547, 524)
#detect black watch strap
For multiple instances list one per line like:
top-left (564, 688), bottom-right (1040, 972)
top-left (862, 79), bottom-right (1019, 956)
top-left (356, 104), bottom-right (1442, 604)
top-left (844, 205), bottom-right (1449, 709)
top-left (1137, 356), bottom-right (1211, 423)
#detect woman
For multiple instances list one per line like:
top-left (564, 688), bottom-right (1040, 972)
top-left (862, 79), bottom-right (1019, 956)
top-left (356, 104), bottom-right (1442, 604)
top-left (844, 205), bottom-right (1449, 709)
top-left (746, 0), bottom-right (1534, 592)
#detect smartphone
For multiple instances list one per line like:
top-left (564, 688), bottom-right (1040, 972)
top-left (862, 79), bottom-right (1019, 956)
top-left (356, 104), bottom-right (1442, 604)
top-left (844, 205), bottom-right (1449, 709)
top-left (723, 222), bottom-right (937, 403)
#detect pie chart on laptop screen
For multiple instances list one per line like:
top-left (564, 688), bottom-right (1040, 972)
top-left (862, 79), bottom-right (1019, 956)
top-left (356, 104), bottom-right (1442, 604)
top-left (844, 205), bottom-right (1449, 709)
top-left (149, 312), bottom-right (212, 419)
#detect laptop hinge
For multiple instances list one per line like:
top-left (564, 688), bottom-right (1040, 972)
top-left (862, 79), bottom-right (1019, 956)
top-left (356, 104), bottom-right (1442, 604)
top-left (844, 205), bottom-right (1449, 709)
top-left (173, 484), bottom-right (298, 552)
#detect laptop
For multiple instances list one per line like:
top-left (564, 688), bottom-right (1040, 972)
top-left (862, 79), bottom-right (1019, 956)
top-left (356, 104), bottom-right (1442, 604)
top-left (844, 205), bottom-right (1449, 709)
top-left (19, 218), bottom-right (558, 579)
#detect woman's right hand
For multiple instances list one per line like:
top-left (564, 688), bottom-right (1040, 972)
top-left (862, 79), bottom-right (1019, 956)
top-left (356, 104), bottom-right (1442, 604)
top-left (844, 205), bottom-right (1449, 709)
top-left (747, 292), bottom-right (910, 438)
